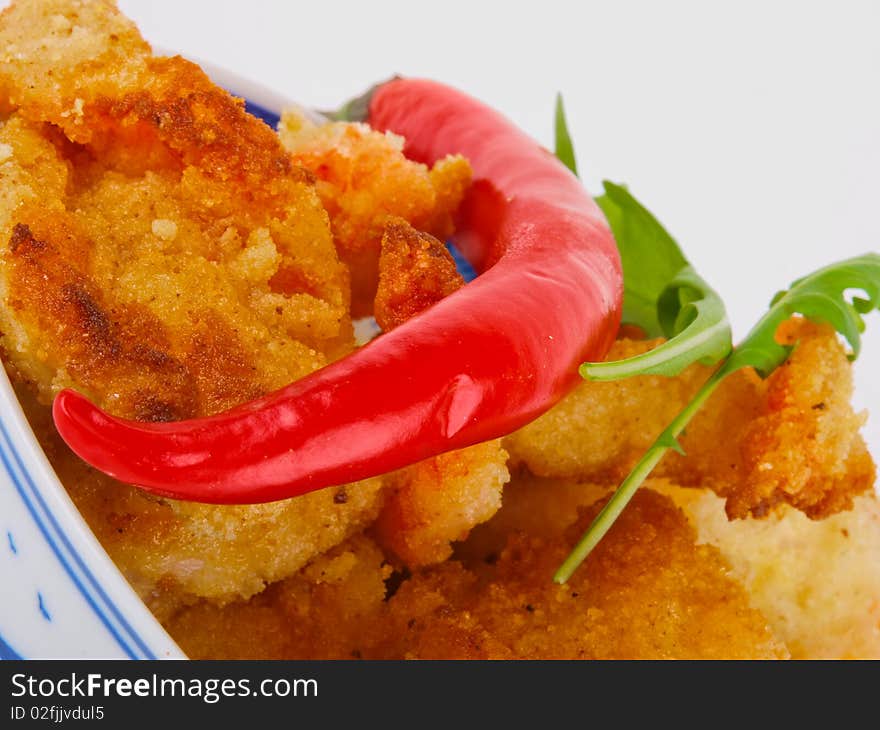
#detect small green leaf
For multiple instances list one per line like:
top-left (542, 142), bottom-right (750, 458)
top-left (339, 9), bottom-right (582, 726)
top-left (595, 182), bottom-right (688, 337)
top-left (582, 264), bottom-right (731, 380)
top-left (554, 93), bottom-right (578, 177)
top-left (585, 184), bottom-right (732, 379)
top-left (722, 253), bottom-right (880, 377)
top-left (550, 107), bottom-right (731, 380)
top-left (658, 431), bottom-right (686, 456)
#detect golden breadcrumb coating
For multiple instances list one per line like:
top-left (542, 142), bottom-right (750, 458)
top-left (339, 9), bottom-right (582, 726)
top-left (719, 319), bottom-right (875, 518)
top-left (0, 1), bottom-right (350, 416)
top-left (373, 218), bottom-right (464, 332)
top-left (463, 472), bottom-right (880, 659)
top-left (170, 488), bottom-right (786, 659)
top-left (506, 320), bottom-right (875, 520)
top-left (385, 489), bottom-right (785, 659)
top-left (0, 0), bottom-right (381, 613)
top-left (505, 337), bottom-right (712, 482)
top-left (373, 439), bottom-right (509, 568)
top-left (278, 108), bottom-right (471, 316)
top-left (167, 535), bottom-right (392, 659)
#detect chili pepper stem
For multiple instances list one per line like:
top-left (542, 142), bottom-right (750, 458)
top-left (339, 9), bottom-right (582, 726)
top-left (553, 366), bottom-right (729, 584)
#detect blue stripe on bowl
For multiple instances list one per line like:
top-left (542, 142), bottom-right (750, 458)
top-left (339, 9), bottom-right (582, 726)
top-left (446, 243), bottom-right (477, 282)
top-left (243, 99), bottom-right (280, 129)
top-left (0, 418), bottom-right (155, 659)
top-left (0, 632), bottom-right (22, 660)
top-left (37, 592), bottom-right (51, 622)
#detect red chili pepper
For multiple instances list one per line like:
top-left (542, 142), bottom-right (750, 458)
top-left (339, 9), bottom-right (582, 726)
top-left (51, 78), bottom-right (623, 504)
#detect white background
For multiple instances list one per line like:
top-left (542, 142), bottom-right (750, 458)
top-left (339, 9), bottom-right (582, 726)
top-left (46, 1), bottom-right (880, 452)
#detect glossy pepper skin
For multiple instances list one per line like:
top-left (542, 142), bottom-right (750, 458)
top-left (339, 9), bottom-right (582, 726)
top-left (52, 78), bottom-right (623, 504)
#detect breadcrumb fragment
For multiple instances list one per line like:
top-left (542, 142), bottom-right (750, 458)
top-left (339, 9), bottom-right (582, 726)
top-left (279, 109), bottom-right (471, 316)
top-left (373, 218), bottom-right (463, 331)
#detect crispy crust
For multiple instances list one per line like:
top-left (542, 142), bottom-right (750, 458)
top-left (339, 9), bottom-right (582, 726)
top-left (373, 218), bottom-right (464, 332)
top-left (0, 0), bottom-right (377, 612)
top-left (372, 439), bottom-right (509, 568)
top-left (279, 109), bottom-right (471, 316)
top-left (171, 488), bottom-right (786, 659)
top-left (506, 320), bottom-right (875, 519)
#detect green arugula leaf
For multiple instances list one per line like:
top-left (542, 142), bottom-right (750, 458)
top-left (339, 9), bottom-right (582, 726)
top-left (552, 101), bottom-right (731, 379)
top-left (720, 254), bottom-right (880, 378)
top-left (555, 253), bottom-right (880, 584)
top-left (595, 182), bottom-right (687, 337)
top-left (584, 183), bottom-right (732, 379)
top-left (582, 262), bottom-right (731, 380)
top-left (554, 93), bottom-right (578, 176)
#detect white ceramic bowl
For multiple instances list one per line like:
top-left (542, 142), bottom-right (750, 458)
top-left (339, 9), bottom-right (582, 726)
top-left (0, 61), bottom-right (293, 660)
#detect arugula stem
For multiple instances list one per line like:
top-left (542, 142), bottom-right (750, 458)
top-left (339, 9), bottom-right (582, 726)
top-left (581, 313), bottom-right (730, 381)
top-left (553, 366), bottom-right (729, 584)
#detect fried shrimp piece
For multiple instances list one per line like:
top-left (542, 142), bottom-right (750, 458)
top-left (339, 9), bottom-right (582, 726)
top-left (464, 473), bottom-right (880, 659)
top-left (167, 486), bottom-right (785, 659)
top-left (506, 320), bottom-right (875, 519)
top-left (663, 486), bottom-right (880, 659)
top-left (720, 319), bottom-right (875, 518)
top-left (371, 489), bottom-right (786, 659)
top-left (0, 0), bottom-right (383, 611)
top-left (505, 337), bottom-right (713, 482)
top-left (15, 364), bottom-right (385, 622)
top-left (279, 109), bottom-right (471, 316)
top-left (373, 439), bottom-right (509, 568)
top-left (0, 0), bottom-right (351, 415)
top-left (167, 535), bottom-right (392, 659)
top-left (369, 219), bottom-right (509, 566)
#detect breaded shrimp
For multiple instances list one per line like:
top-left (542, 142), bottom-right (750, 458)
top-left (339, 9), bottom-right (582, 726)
top-left (279, 109), bottom-right (471, 316)
top-left (463, 472), bottom-right (880, 659)
top-left (169, 488), bottom-right (786, 659)
top-left (0, 0), bottom-right (381, 612)
top-left (506, 320), bottom-right (875, 519)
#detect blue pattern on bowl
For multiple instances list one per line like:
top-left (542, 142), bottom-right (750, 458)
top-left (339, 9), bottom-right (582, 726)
top-left (0, 634), bottom-right (22, 659)
top-left (0, 414), bottom-right (164, 659)
top-left (243, 99), bottom-right (280, 129)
